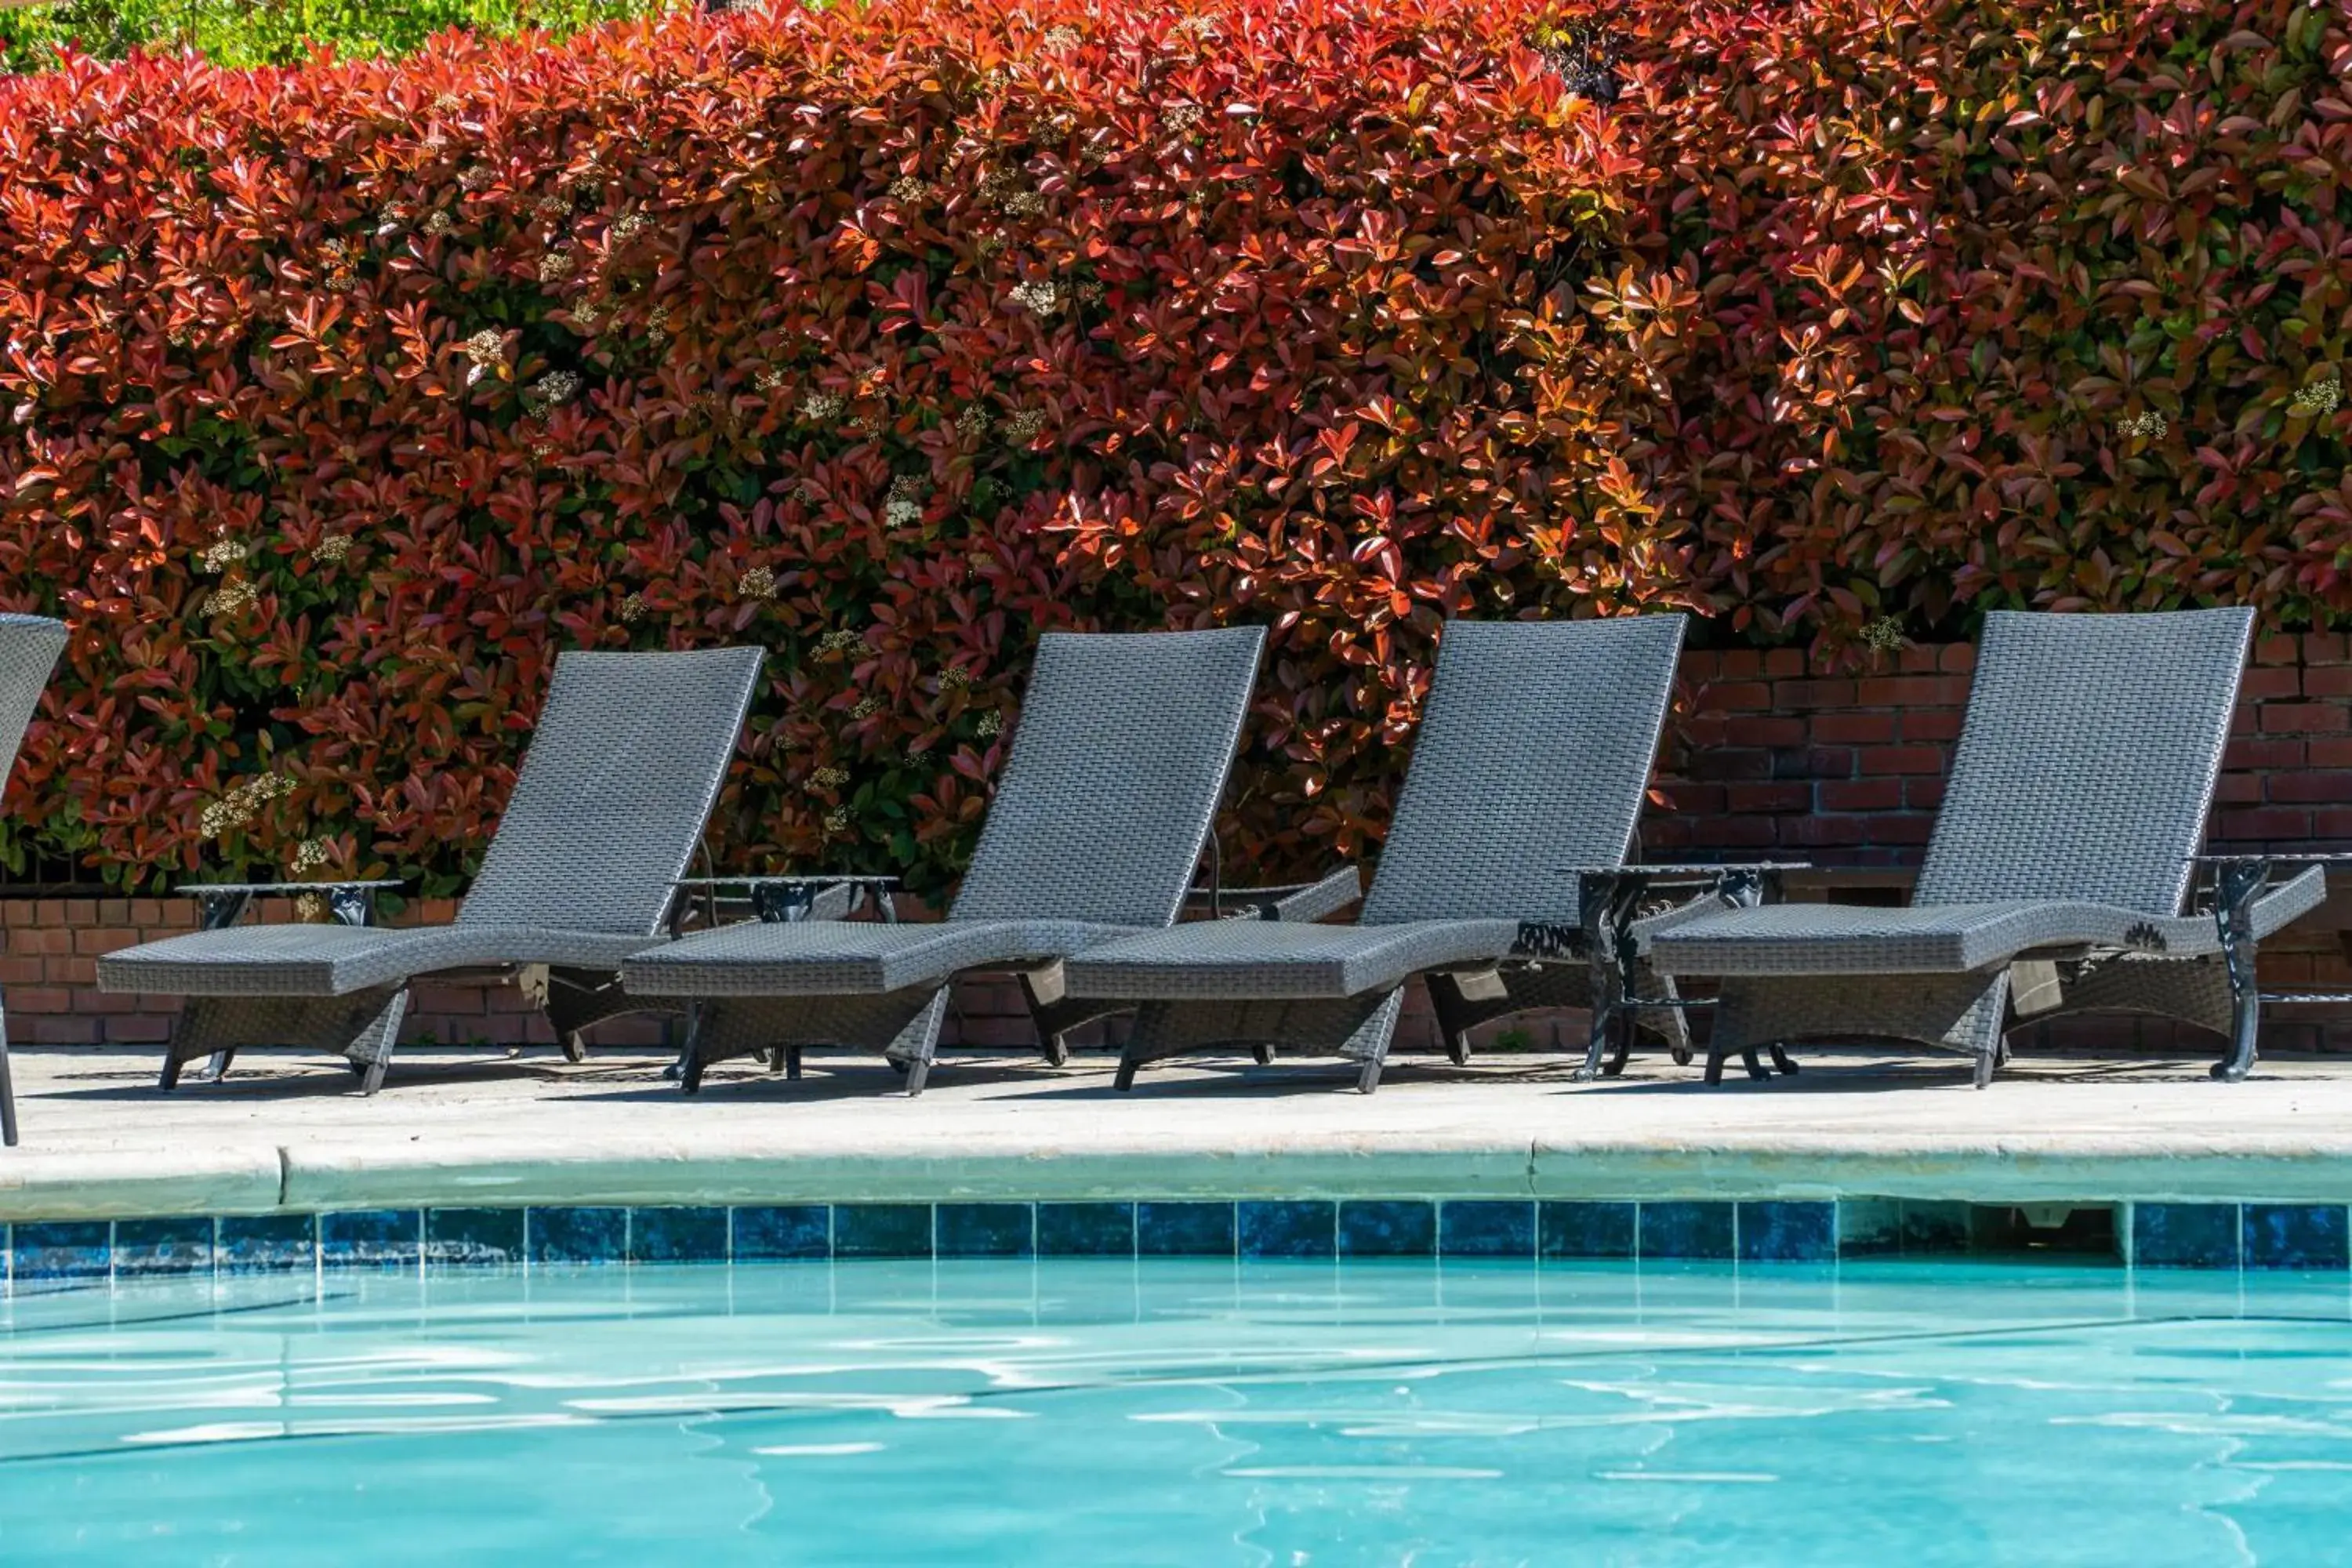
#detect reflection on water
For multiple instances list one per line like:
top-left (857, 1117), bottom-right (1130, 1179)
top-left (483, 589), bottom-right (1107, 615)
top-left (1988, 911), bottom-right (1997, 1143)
top-left (0, 1260), bottom-right (2348, 1565)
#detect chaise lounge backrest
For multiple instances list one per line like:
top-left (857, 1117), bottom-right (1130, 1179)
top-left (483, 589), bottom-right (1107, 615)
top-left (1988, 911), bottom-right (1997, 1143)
top-left (455, 647), bottom-right (768, 935)
top-left (0, 616), bottom-right (66, 786)
top-left (1360, 615), bottom-right (1689, 926)
top-left (1913, 608), bottom-right (2255, 916)
top-left (947, 628), bottom-right (1267, 928)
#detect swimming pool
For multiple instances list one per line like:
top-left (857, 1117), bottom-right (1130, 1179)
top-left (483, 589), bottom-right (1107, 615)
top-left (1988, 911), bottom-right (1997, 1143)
top-left (2, 1259), bottom-right (2348, 1564)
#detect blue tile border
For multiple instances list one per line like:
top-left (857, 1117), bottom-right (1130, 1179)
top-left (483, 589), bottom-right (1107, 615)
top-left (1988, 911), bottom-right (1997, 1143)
top-left (5, 1197), bottom-right (2350, 1283)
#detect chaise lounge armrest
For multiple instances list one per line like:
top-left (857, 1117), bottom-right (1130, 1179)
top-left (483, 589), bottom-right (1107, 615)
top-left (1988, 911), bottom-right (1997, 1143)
top-left (1183, 865), bottom-right (1364, 923)
top-left (670, 874), bottom-right (898, 927)
top-left (176, 878), bottom-right (406, 930)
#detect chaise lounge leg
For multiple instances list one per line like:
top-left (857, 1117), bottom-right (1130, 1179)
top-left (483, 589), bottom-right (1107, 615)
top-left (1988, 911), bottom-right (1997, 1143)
top-left (0, 1005), bottom-right (16, 1148)
top-left (898, 1056), bottom-right (931, 1096)
top-left (1114, 1057), bottom-right (1138, 1091)
top-left (1702, 1044), bottom-right (1729, 1087)
top-left (1252, 1044), bottom-right (1274, 1065)
top-left (1741, 1046), bottom-right (1770, 1081)
top-left (1973, 1046), bottom-right (1996, 1090)
top-left (561, 1033), bottom-right (588, 1065)
top-left (1769, 1045), bottom-right (1798, 1076)
top-left (784, 1047), bottom-right (802, 1080)
top-left (1356, 1056), bottom-right (1382, 1094)
top-left (158, 1054), bottom-right (183, 1092)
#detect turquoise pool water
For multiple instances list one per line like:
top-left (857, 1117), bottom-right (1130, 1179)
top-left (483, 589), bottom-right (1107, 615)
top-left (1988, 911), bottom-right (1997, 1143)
top-left (2, 1259), bottom-right (2350, 1564)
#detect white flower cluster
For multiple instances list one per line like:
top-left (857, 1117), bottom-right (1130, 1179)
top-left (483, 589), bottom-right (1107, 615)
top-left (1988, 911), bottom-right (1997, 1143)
top-left (423, 210), bottom-right (455, 237)
top-left (1860, 615), bottom-right (1907, 653)
top-left (198, 538), bottom-right (249, 575)
top-left (938, 665), bottom-right (972, 690)
top-left (1042, 24), bottom-right (1080, 51)
top-left (889, 176), bottom-right (932, 203)
top-left (1000, 408), bottom-right (1047, 444)
top-left (1010, 279), bottom-right (1062, 316)
top-left (1163, 102), bottom-right (1205, 132)
top-left (619, 592), bottom-right (648, 623)
top-left (850, 695), bottom-right (882, 719)
top-left (539, 249), bottom-right (575, 283)
top-left (800, 390), bottom-right (846, 422)
top-left (290, 837), bottom-right (332, 873)
top-left (312, 534), bottom-right (353, 564)
top-left (611, 211), bottom-right (653, 242)
top-left (521, 371), bottom-right (581, 416)
top-left (2292, 378), bottom-right (2343, 418)
top-left (955, 404), bottom-right (993, 440)
top-left (885, 499), bottom-right (922, 527)
top-left (737, 565), bottom-right (777, 600)
top-left (809, 765), bottom-right (849, 789)
top-left (199, 772), bottom-right (296, 838)
top-left (815, 628), bottom-right (867, 655)
top-left (2118, 410), bottom-right (2168, 439)
top-left (205, 579), bottom-right (259, 618)
top-left (975, 710), bottom-right (1003, 738)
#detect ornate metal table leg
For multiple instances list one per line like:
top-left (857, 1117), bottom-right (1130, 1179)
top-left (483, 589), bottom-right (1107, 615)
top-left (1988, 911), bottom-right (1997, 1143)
top-left (1573, 874), bottom-right (1622, 1082)
top-left (2213, 858), bottom-right (2270, 1082)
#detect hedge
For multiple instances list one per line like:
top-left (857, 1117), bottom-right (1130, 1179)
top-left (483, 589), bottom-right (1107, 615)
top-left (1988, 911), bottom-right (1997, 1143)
top-left (2, 0), bottom-right (2350, 896)
top-left (1, 0), bottom-right (683, 74)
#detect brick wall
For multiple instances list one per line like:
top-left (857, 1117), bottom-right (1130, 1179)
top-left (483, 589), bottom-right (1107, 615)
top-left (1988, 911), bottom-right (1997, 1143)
top-left (8, 633), bottom-right (2351, 1060)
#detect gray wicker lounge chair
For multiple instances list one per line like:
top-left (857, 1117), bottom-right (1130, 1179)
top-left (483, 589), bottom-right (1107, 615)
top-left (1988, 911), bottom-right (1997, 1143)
top-left (621, 627), bottom-right (1269, 1095)
top-left (97, 647), bottom-right (767, 1094)
top-left (0, 615), bottom-right (69, 1147)
top-left (1058, 615), bottom-right (1697, 1094)
top-left (1648, 608), bottom-right (2328, 1087)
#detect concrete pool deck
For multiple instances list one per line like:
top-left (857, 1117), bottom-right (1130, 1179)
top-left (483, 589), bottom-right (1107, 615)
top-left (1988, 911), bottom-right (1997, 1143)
top-left (3, 1045), bottom-right (2351, 1221)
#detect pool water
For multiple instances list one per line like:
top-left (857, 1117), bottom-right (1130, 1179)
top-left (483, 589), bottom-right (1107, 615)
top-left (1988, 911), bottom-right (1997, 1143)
top-left (2, 1259), bottom-right (2350, 1565)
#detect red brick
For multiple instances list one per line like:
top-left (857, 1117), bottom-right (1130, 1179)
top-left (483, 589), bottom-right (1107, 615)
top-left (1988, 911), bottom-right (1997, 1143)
top-left (24, 1017), bottom-right (100, 1044)
top-left (71, 926), bottom-right (140, 956)
top-left (2268, 771), bottom-right (2352, 804)
top-left (0, 901), bottom-right (29, 927)
top-left (1782, 815), bottom-right (1868, 847)
top-left (1938, 643), bottom-right (1976, 673)
top-left (1903, 777), bottom-right (1947, 811)
top-left (1762, 649), bottom-right (1806, 678)
top-left (1773, 678), bottom-right (1857, 710)
top-left (1639, 816), bottom-right (1693, 848)
top-left (2300, 666), bottom-right (2352, 699)
top-left (1778, 746), bottom-right (1858, 779)
top-left (2241, 667), bottom-right (2302, 700)
top-left (1726, 782), bottom-right (1811, 814)
top-left (1686, 815), bottom-right (1777, 849)
top-left (1688, 750), bottom-right (1773, 782)
top-left (14, 927), bottom-right (71, 955)
top-left (1819, 779), bottom-right (1903, 811)
top-left (46, 956), bottom-right (96, 986)
top-left (1857, 746), bottom-right (1946, 775)
top-left (1864, 815), bottom-right (1935, 846)
top-left (1712, 649), bottom-right (1762, 679)
top-left (2310, 739), bottom-right (2352, 768)
top-left (103, 1015), bottom-right (175, 1045)
top-left (1810, 712), bottom-right (1897, 745)
top-left (2256, 633), bottom-right (2301, 666)
top-left (2227, 738), bottom-right (2307, 770)
top-left (0, 957), bottom-right (39, 985)
top-left (2233, 702), bottom-right (2259, 735)
top-left (62, 898), bottom-right (96, 925)
top-left (129, 898), bottom-right (165, 926)
top-left (8, 986), bottom-right (71, 1014)
top-left (2214, 808), bottom-right (2312, 840)
top-left (1693, 680), bottom-right (1773, 713)
top-left (1898, 709), bottom-right (1963, 743)
top-left (2305, 633), bottom-right (2350, 666)
top-left (1724, 716), bottom-right (1807, 747)
top-left (1895, 644), bottom-right (1943, 674)
top-left (74, 989), bottom-right (154, 1015)
top-left (2261, 703), bottom-right (2350, 733)
top-left (1652, 782), bottom-right (1726, 816)
top-left (33, 899), bottom-right (66, 927)
top-left (2216, 772), bottom-right (2263, 804)
top-left (2314, 809), bottom-right (2352, 839)
top-left (1855, 675), bottom-right (1971, 707)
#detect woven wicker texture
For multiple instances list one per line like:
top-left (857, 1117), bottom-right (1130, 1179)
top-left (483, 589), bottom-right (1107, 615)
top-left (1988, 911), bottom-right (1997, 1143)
top-left (948, 627), bottom-right (1265, 926)
top-left (0, 616), bottom-right (65, 785)
top-left (622, 917), bottom-right (1139, 998)
top-left (1062, 616), bottom-right (1686, 1005)
top-left (1915, 607), bottom-right (2252, 912)
top-left (1656, 866), bottom-right (2326, 976)
top-left (1064, 917), bottom-right (1526, 1000)
top-left (100, 924), bottom-right (665, 998)
top-left (1359, 615), bottom-right (1686, 924)
top-left (455, 647), bottom-right (768, 934)
top-left (99, 647), bottom-right (764, 999)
